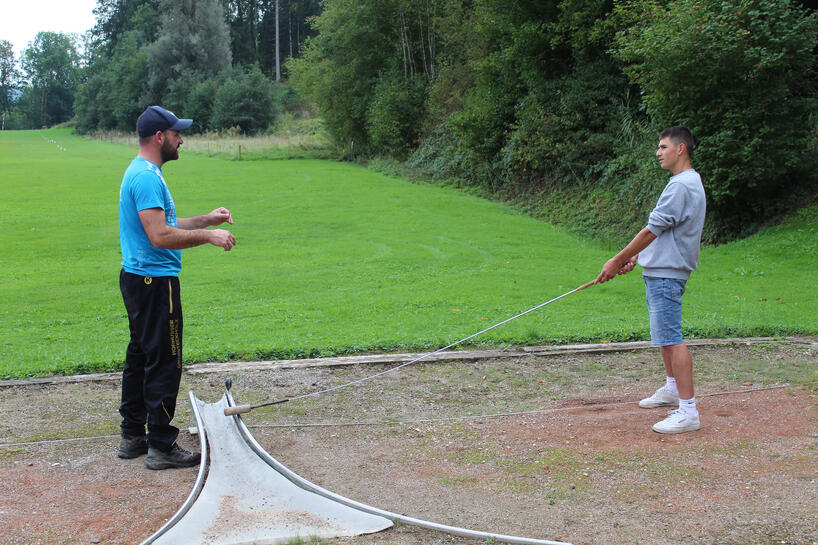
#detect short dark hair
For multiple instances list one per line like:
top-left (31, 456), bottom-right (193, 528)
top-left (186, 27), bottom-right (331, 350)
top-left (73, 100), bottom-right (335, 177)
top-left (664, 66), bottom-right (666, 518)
top-left (660, 125), bottom-right (695, 157)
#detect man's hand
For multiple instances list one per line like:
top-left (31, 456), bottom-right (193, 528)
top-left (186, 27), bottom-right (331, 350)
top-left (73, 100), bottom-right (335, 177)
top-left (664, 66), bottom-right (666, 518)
top-left (595, 228), bottom-right (655, 285)
top-left (596, 257), bottom-right (622, 284)
top-left (208, 207), bottom-right (233, 226)
top-left (177, 207), bottom-right (234, 230)
top-left (141, 207), bottom-right (236, 250)
top-left (617, 255), bottom-right (637, 275)
top-left (207, 208), bottom-right (235, 251)
top-left (596, 255), bottom-right (637, 284)
top-left (208, 229), bottom-right (236, 251)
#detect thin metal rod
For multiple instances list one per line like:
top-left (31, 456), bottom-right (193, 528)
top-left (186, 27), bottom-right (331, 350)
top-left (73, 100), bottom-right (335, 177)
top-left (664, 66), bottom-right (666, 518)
top-left (245, 280), bottom-right (596, 412)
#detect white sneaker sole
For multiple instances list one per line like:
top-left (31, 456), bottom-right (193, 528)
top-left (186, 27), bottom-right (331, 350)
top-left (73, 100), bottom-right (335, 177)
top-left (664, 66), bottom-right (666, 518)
top-left (639, 398), bottom-right (678, 409)
top-left (652, 421), bottom-right (701, 434)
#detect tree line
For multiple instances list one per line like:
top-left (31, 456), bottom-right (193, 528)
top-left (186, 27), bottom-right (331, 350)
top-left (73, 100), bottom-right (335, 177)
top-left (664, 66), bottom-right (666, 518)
top-left (1, 0), bottom-right (816, 241)
top-left (0, 0), bottom-right (320, 133)
top-left (288, 0), bottom-right (818, 241)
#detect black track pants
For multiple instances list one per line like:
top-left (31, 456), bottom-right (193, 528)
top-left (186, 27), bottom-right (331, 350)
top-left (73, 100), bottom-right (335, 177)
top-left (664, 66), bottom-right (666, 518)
top-left (119, 270), bottom-right (183, 451)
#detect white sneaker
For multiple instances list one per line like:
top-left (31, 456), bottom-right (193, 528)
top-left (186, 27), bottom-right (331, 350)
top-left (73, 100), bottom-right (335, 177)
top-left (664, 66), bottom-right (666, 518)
top-left (638, 386), bottom-right (679, 408)
top-left (652, 409), bottom-right (701, 434)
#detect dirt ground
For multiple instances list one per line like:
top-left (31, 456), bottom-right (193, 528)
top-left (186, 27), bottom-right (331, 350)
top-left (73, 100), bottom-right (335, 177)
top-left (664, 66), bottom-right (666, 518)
top-left (1, 340), bottom-right (817, 545)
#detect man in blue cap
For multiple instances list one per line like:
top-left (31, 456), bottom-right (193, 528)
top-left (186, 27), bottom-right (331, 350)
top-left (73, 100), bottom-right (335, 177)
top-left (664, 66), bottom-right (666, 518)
top-left (117, 105), bottom-right (236, 469)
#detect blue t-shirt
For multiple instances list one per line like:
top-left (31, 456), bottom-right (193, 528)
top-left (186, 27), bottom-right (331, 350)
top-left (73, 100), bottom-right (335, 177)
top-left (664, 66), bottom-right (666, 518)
top-left (119, 157), bottom-right (182, 277)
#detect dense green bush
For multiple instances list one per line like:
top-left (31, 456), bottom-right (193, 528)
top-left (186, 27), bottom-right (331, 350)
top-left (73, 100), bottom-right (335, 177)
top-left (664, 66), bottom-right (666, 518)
top-left (615, 0), bottom-right (818, 238)
top-left (211, 65), bottom-right (278, 134)
top-left (366, 75), bottom-right (427, 158)
top-left (273, 83), bottom-right (310, 115)
top-left (289, 0), bottom-right (442, 155)
top-left (409, 0), bottom-right (645, 233)
top-left (73, 30), bottom-right (151, 133)
top-left (161, 70), bottom-right (203, 121)
top-left (185, 78), bottom-right (220, 132)
top-left (407, 0), bottom-right (817, 242)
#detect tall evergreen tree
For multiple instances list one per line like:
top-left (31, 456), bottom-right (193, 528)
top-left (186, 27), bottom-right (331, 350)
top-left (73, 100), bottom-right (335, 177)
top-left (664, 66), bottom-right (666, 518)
top-left (228, 0), bottom-right (321, 76)
top-left (224, 0), bottom-right (260, 67)
top-left (145, 0), bottom-right (232, 106)
top-left (91, 0), bottom-right (162, 56)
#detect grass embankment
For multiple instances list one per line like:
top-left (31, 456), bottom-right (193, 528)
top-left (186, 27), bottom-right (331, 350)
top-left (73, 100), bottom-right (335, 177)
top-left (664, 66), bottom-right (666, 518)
top-left (1, 128), bottom-right (815, 379)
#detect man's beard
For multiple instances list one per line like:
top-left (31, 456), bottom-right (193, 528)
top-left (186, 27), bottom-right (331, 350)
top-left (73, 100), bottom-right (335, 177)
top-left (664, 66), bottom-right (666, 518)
top-left (160, 138), bottom-right (179, 162)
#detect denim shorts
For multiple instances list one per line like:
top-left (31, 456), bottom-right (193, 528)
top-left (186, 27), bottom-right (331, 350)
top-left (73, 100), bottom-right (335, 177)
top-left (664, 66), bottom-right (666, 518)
top-left (644, 276), bottom-right (687, 346)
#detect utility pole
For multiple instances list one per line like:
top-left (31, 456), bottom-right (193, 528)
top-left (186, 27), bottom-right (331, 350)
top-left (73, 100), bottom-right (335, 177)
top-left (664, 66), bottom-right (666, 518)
top-left (275, 0), bottom-right (280, 82)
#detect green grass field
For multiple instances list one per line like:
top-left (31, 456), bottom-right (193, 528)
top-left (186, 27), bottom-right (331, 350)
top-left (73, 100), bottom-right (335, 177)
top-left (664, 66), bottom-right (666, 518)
top-left (1, 128), bottom-right (816, 379)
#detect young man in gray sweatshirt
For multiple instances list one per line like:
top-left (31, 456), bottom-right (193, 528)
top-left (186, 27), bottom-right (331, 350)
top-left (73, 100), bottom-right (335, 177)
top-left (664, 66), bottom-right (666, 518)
top-left (596, 125), bottom-right (706, 434)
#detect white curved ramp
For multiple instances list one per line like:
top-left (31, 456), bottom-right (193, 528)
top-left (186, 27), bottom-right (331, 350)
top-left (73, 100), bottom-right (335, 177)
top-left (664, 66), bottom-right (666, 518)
top-left (147, 394), bottom-right (393, 545)
top-left (144, 391), bottom-right (572, 545)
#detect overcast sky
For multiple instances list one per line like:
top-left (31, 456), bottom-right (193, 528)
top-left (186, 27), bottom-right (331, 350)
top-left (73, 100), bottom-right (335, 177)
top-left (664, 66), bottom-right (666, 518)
top-left (2, 0), bottom-right (98, 57)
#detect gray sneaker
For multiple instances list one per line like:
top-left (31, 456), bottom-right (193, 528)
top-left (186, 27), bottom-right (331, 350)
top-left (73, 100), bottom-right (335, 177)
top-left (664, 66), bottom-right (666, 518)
top-left (638, 386), bottom-right (679, 408)
top-left (117, 434), bottom-right (148, 459)
top-left (144, 444), bottom-right (201, 470)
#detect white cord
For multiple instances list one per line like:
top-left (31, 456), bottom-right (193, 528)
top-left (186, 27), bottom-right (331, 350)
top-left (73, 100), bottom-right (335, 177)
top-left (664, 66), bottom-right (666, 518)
top-left (247, 383), bottom-right (809, 429)
top-left (0, 383), bottom-right (810, 447)
top-left (285, 282), bottom-right (594, 404)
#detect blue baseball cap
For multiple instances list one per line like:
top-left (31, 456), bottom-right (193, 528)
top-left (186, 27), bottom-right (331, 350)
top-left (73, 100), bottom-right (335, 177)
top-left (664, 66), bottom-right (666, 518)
top-left (137, 105), bottom-right (193, 137)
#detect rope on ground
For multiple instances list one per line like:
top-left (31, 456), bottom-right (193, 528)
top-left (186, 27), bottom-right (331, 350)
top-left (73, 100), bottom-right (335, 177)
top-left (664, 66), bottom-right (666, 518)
top-left (245, 382), bottom-right (814, 430)
top-left (1, 382), bottom-right (813, 447)
top-left (0, 434), bottom-right (119, 448)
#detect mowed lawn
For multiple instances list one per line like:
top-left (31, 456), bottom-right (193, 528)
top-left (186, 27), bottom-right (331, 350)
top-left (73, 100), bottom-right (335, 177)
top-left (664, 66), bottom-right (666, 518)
top-left (1, 128), bottom-right (815, 378)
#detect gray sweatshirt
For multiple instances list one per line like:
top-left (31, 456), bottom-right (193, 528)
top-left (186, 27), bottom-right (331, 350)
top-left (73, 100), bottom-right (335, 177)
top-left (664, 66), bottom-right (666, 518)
top-left (638, 169), bottom-right (706, 281)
